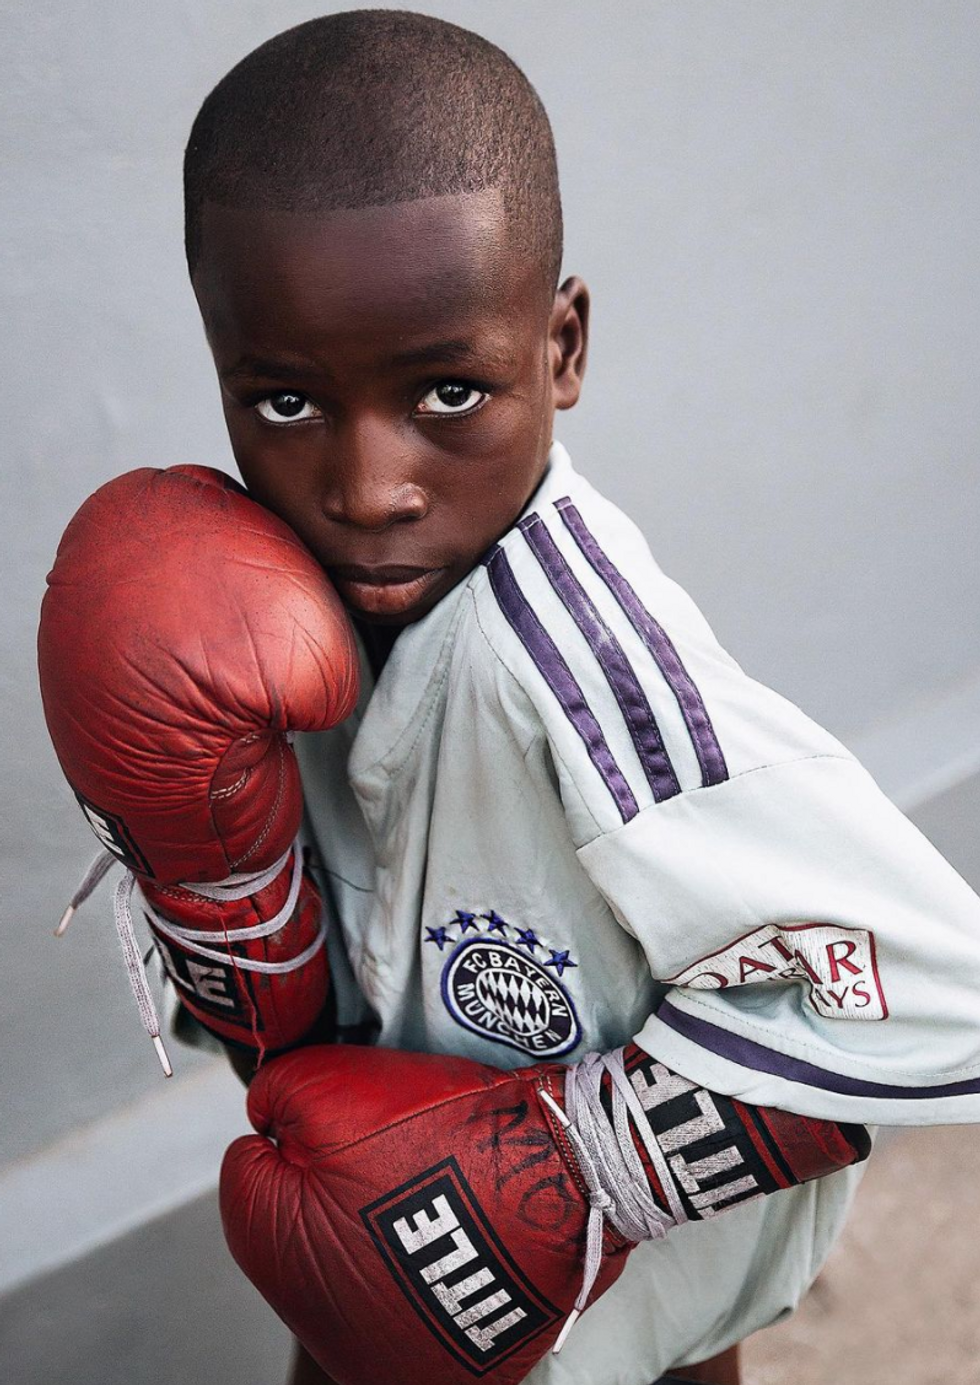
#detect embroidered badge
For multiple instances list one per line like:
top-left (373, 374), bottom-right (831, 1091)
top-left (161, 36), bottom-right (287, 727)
top-left (437, 912), bottom-right (581, 1058)
top-left (666, 921), bottom-right (888, 1021)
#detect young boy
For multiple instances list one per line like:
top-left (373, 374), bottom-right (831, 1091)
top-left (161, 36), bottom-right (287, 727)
top-left (47, 10), bottom-right (980, 1385)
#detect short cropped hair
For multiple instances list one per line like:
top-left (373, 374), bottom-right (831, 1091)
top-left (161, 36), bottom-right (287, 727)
top-left (183, 9), bottom-right (563, 299)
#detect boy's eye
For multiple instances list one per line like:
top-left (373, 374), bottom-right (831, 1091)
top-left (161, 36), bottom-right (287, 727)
top-left (254, 392), bottom-right (321, 425)
top-left (416, 381), bottom-right (489, 416)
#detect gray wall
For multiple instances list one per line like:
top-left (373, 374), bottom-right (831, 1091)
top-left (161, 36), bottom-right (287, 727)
top-left (3, 1), bottom-right (979, 1378)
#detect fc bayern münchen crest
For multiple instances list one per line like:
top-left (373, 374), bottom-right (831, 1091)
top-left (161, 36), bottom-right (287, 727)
top-left (440, 934), bottom-right (581, 1058)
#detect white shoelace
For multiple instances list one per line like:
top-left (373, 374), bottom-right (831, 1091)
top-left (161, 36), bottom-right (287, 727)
top-left (539, 1048), bottom-right (688, 1353)
top-left (56, 837), bottom-right (323, 1077)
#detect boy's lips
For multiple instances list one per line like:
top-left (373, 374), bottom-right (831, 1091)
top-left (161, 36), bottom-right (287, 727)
top-left (328, 563), bottom-right (448, 617)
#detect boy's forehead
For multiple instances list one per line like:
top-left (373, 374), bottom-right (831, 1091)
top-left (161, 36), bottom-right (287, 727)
top-left (194, 188), bottom-right (531, 346)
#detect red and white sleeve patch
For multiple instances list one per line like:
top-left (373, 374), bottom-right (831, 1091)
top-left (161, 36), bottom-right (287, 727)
top-left (666, 922), bottom-right (888, 1021)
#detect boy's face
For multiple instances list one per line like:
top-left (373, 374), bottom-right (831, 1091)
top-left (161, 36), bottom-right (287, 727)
top-left (192, 189), bottom-right (588, 625)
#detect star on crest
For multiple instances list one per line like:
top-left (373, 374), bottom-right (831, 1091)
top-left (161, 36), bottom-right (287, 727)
top-left (425, 925), bottom-right (454, 951)
top-left (482, 910), bottom-right (509, 935)
top-left (514, 927), bottom-right (540, 953)
top-left (454, 910), bottom-right (480, 933)
top-left (543, 948), bottom-right (577, 978)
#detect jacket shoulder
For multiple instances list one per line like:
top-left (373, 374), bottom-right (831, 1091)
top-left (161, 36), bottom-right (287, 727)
top-left (467, 471), bottom-right (850, 841)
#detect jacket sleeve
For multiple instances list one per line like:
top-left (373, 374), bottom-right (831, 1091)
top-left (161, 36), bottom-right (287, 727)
top-left (475, 489), bottom-right (980, 1126)
top-left (580, 752), bottom-right (980, 1125)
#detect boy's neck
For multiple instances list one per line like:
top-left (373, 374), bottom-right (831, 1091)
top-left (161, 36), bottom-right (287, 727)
top-left (353, 618), bottom-right (402, 680)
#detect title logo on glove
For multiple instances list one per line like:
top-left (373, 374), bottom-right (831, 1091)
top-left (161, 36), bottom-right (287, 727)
top-left (361, 1157), bottom-right (558, 1372)
top-left (75, 791), bottom-right (153, 875)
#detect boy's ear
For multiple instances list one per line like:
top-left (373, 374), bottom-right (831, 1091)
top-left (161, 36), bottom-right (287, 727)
top-left (549, 276), bottom-right (589, 410)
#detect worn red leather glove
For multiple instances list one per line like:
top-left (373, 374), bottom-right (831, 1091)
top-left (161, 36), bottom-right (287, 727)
top-left (220, 1042), bottom-right (869, 1384)
top-left (39, 466), bottom-right (359, 1067)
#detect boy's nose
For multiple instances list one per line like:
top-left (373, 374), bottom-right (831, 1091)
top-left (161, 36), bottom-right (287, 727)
top-left (320, 421), bottom-right (428, 532)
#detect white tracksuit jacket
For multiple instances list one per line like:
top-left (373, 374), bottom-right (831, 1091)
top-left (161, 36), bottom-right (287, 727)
top-left (189, 441), bottom-right (980, 1382)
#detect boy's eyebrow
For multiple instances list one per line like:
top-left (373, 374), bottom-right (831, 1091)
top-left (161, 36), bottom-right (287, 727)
top-left (385, 339), bottom-right (512, 372)
top-left (223, 356), bottom-right (321, 384)
top-left (223, 339), bottom-right (513, 383)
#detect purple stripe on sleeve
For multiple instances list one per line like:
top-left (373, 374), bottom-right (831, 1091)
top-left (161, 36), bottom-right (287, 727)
top-left (658, 1000), bottom-right (980, 1100)
top-left (485, 544), bottom-right (638, 823)
top-left (518, 514), bottom-right (680, 802)
top-left (556, 498), bottom-right (729, 788)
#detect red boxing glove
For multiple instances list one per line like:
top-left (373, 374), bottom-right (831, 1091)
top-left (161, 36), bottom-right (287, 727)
top-left (38, 466), bottom-right (359, 1070)
top-left (220, 1043), bottom-right (869, 1384)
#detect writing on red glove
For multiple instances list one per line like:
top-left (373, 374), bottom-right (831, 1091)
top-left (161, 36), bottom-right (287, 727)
top-left (220, 1042), bottom-right (868, 1384)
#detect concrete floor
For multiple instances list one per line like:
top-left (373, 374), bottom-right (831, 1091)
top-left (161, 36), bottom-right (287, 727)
top-left (3, 1123), bottom-right (977, 1384)
top-left (744, 1124), bottom-right (980, 1384)
top-left (0, 1191), bottom-right (291, 1385)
